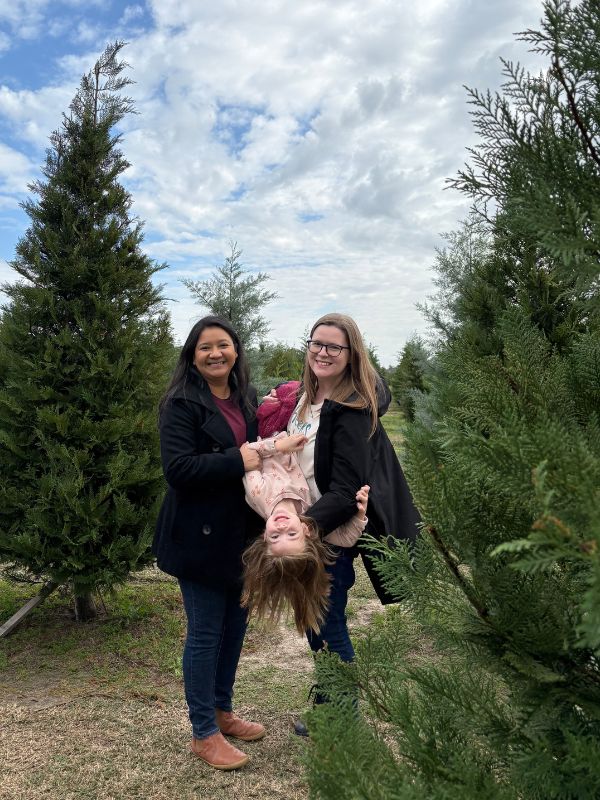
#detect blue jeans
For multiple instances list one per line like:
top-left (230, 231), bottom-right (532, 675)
top-left (178, 578), bottom-right (248, 740)
top-left (306, 548), bottom-right (356, 703)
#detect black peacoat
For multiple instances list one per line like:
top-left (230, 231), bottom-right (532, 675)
top-left (152, 367), bottom-right (263, 589)
top-left (306, 383), bottom-right (421, 604)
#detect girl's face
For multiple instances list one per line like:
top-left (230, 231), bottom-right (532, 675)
top-left (307, 324), bottom-right (350, 385)
top-left (264, 510), bottom-right (311, 556)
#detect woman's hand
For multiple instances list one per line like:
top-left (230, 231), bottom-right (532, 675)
top-left (240, 443), bottom-right (261, 472)
top-left (275, 434), bottom-right (308, 453)
top-left (356, 485), bottom-right (370, 520)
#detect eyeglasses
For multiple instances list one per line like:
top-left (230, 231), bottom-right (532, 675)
top-left (306, 340), bottom-right (350, 358)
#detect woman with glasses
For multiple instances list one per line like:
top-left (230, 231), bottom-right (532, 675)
top-left (287, 313), bottom-right (421, 734)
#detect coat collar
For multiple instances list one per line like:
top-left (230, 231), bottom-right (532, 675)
top-left (183, 366), bottom-right (257, 447)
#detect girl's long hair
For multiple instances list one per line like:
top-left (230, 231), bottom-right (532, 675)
top-left (241, 518), bottom-right (334, 634)
top-left (159, 315), bottom-right (252, 417)
top-left (298, 312), bottom-right (382, 436)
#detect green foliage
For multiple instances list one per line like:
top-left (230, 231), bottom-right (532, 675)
top-left (260, 341), bottom-right (305, 384)
top-left (0, 42), bottom-right (173, 598)
top-left (448, 0), bottom-right (599, 336)
top-left (366, 342), bottom-right (384, 373)
top-left (246, 334), bottom-right (307, 396)
top-left (181, 241), bottom-right (277, 349)
top-left (418, 216), bottom-right (495, 349)
top-left (389, 337), bottom-right (430, 421)
top-left (308, 3), bottom-right (600, 798)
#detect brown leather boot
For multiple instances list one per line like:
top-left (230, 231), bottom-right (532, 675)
top-left (216, 709), bottom-right (266, 741)
top-left (190, 732), bottom-right (249, 770)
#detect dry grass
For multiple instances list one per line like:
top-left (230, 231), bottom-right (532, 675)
top-left (2, 698), bottom-right (307, 800)
top-left (0, 564), bottom-right (380, 800)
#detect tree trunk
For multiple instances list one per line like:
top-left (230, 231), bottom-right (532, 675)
top-left (74, 591), bottom-right (97, 622)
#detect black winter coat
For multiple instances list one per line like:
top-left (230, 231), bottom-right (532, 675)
top-left (152, 368), bottom-right (263, 588)
top-left (307, 384), bottom-right (421, 604)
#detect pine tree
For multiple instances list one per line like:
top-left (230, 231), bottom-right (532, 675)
top-left (0, 42), bottom-right (173, 619)
top-left (307, 2), bottom-right (600, 797)
top-left (182, 241), bottom-right (277, 349)
top-left (389, 337), bottom-right (430, 422)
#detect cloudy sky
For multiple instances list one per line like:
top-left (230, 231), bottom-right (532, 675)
top-left (0, 0), bottom-right (546, 365)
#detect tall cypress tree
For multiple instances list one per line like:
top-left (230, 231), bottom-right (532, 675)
top-left (0, 42), bottom-right (172, 619)
top-left (307, 2), bottom-right (600, 797)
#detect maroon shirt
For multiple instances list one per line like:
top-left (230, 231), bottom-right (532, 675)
top-left (212, 395), bottom-right (247, 447)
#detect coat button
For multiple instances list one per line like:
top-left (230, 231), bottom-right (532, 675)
top-left (202, 524), bottom-right (212, 535)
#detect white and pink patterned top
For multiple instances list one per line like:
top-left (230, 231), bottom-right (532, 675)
top-left (243, 433), bottom-right (365, 547)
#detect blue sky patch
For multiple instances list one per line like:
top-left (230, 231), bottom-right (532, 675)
top-left (212, 102), bottom-right (267, 157)
top-left (298, 212), bottom-right (324, 223)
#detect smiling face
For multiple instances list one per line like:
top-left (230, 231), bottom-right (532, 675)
top-left (264, 509), bottom-right (311, 556)
top-left (193, 326), bottom-right (237, 385)
top-left (307, 324), bottom-right (350, 388)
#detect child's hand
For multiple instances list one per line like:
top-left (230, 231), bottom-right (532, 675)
top-left (275, 433), bottom-right (308, 453)
top-left (261, 388), bottom-right (279, 404)
top-left (356, 485), bottom-right (370, 520)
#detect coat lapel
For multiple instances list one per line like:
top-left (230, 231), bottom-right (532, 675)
top-left (187, 368), bottom-right (257, 448)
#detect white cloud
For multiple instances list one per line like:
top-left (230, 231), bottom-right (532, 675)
top-left (0, 0), bottom-right (548, 364)
top-left (74, 20), bottom-right (101, 44)
top-left (120, 5), bottom-right (145, 26)
top-left (0, 141), bottom-right (36, 194)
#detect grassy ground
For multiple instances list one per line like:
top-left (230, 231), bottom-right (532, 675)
top-left (381, 406), bottom-right (406, 453)
top-left (0, 563), bottom-right (379, 800)
top-left (1, 413), bottom-right (401, 799)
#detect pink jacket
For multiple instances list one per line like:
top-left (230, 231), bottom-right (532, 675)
top-left (256, 381), bottom-right (301, 437)
top-left (243, 434), bottom-right (365, 547)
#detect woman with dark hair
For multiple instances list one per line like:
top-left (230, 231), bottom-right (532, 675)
top-left (287, 312), bottom-right (421, 734)
top-left (153, 316), bottom-right (265, 770)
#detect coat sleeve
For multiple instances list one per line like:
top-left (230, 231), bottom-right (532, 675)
top-left (307, 408), bottom-right (370, 533)
top-left (160, 398), bottom-right (245, 490)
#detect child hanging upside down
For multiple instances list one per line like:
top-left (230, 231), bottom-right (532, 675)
top-left (241, 431), bottom-right (369, 634)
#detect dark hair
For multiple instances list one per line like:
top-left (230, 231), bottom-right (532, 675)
top-left (159, 316), bottom-right (252, 417)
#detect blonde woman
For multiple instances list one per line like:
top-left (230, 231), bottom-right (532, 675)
top-left (287, 313), bottom-right (421, 734)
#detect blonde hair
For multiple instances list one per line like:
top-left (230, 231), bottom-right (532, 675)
top-left (241, 518), bottom-right (334, 634)
top-left (299, 312), bottom-right (381, 436)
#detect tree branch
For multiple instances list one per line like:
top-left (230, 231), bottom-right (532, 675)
top-left (552, 55), bottom-right (600, 169)
top-left (427, 525), bottom-right (489, 621)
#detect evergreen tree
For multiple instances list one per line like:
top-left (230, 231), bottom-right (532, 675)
top-left (418, 216), bottom-right (495, 348)
top-left (307, 2), bottom-right (600, 797)
top-left (247, 332), bottom-right (308, 397)
top-left (260, 341), bottom-right (305, 384)
top-left (0, 42), bottom-right (172, 619)
top-left (366, 342), bottom-right (384, 374)
top-left (182, 241), bottom-right (277, 349)
top-left (389, 337), bottom-right (430, 421)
